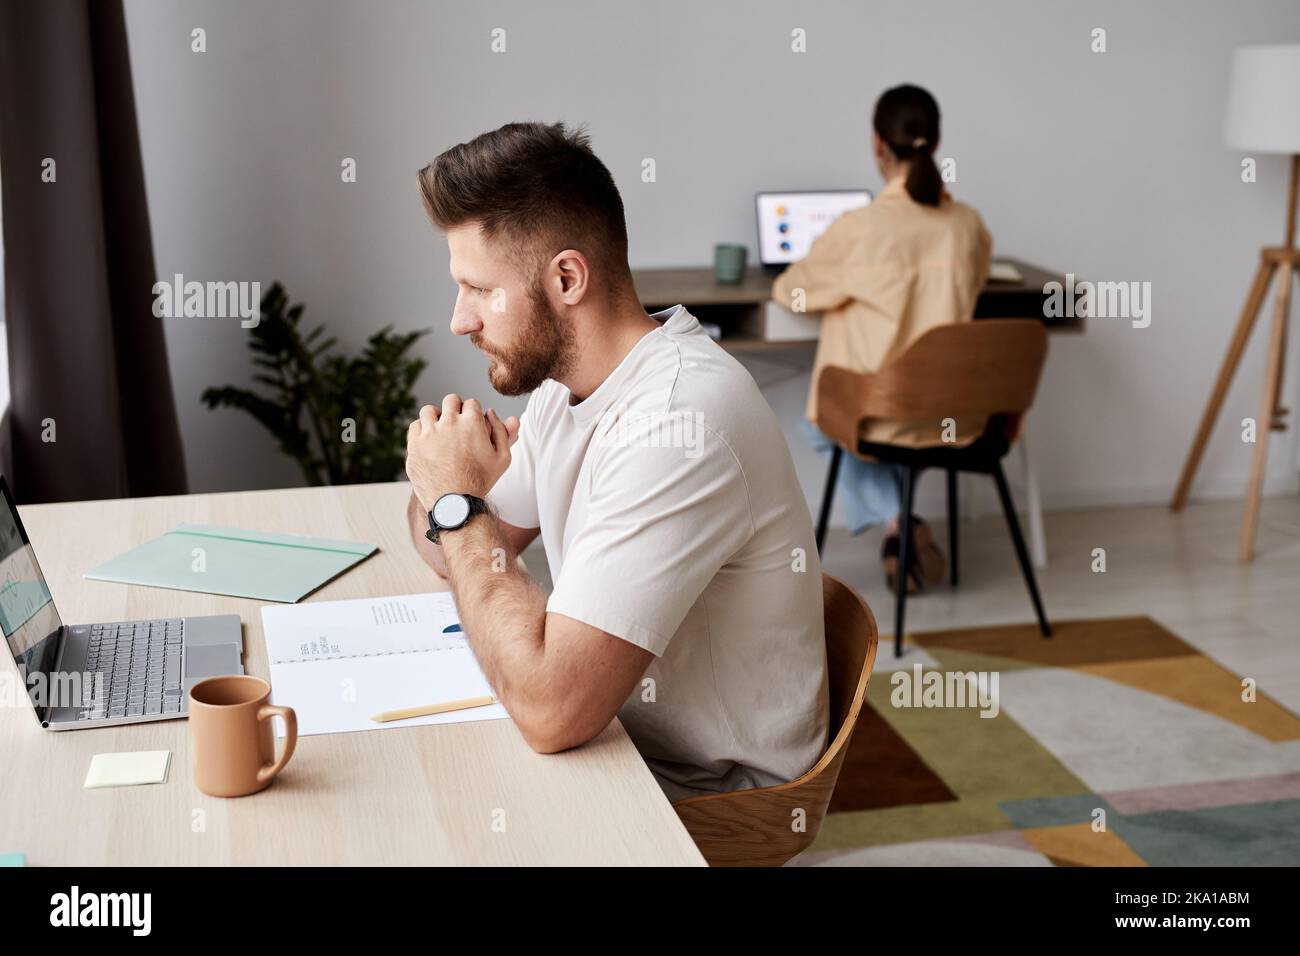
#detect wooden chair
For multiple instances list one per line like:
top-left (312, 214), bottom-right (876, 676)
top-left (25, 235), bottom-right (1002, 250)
top-left (672, 573), bottom-right (878, 867)
top-left (812, 319), bottom-right (1052, 658)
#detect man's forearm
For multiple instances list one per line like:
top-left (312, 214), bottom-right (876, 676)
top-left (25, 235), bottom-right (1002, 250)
top-left (439, 514), bottom-right (549, 719)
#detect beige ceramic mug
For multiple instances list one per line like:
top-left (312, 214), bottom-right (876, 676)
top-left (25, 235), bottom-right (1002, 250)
top-left (189, 675), bottom-right (297, 797)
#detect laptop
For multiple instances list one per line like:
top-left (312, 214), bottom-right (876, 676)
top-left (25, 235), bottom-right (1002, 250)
top-left (0, 475), bottom-right (244, 730)
top-left (755, 189), bottom-right (872, 273)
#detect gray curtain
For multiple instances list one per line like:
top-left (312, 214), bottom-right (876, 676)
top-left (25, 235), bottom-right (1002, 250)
top-left (0, 0), bottom-right (186, 504)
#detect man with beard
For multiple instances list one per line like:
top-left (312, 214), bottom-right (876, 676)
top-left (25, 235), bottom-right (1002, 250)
top-left (405, 122), bottom-right (828, 802)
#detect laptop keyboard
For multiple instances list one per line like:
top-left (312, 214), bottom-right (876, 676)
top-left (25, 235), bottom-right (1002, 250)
top-left (78, 619), bottom-right (185, 721)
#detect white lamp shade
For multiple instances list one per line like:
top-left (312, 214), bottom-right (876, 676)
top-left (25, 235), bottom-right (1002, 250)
top-left (1224, 44), bottom-right (1300, 153)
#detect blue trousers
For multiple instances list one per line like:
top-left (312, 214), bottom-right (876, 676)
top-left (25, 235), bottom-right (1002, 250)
top-left (801, 419), bottom-right (909, 536)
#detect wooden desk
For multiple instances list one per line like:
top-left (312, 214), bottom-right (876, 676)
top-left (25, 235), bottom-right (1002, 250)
top-left (0, 481), bottom-right (705, 866)
top-left (633, 257), bottom-right (1083, 353)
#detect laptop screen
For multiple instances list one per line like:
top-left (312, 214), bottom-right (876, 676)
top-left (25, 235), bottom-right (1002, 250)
top-left (0, 477), bottom-right (63, 721)
top-left (756, 190), bottom-right (872, 266)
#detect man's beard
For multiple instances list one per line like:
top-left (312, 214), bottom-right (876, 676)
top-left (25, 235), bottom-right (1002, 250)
top-left (474, 285), bottom-right (576, 396)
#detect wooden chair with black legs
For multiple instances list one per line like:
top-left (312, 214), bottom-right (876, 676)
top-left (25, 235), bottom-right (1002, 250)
top-left (812, 319), bottom-right (1052, 657)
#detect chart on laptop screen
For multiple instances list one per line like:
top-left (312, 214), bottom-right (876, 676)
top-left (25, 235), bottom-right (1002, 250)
top-left (0, 488), bottom-right (61, 682)
top-left (757, 190), bottom-right (871, 265)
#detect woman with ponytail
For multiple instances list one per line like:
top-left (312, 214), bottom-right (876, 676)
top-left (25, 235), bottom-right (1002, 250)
top-left (772, 84), bottom-right (992, 592)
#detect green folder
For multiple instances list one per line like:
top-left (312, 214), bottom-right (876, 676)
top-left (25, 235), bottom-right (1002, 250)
top-left (85, 524), bottom-right (378, 604)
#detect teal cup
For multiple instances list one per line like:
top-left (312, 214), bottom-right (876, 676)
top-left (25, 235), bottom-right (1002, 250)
top-left (714, 244), bottom-right (747, 284)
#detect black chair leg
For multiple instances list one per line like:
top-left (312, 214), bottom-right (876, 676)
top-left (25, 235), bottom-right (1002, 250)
top-left (894, 467), bottom-right (918, 657)
top-left (815, 445), bottom-right (843, 555)
top-left (946, 468), bottom-right (959, 587)
top-left (991, 462), bottom-right (1051, 637)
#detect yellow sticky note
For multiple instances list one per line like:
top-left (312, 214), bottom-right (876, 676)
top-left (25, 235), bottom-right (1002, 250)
top-left (83, 751), bottom-right (172, 789)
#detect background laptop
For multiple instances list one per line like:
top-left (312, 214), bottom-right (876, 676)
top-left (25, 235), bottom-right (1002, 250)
top-left (0, 475), bottom-right (244, 730)
top-left (756, 189), bottom-right (872, 273)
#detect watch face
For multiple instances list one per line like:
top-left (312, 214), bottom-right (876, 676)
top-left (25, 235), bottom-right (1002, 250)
top-left (433, 494), bottom-right (472, 529)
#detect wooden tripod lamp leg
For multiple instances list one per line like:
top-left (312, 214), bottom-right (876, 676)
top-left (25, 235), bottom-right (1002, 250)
top-left (1170, 258), bottom-right (1276, 511)
top-left (1276, 157), bottom-right (1300, 431)
top-left (1240, 260), bottom-right (1294, 561)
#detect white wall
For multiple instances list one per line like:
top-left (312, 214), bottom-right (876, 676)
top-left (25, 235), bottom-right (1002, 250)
top-left (123, 0), bottom-right (1300, 524)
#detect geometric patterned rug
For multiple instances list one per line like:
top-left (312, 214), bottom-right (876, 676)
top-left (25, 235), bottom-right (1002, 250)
top-left (795, 617), bottom-right (1300, 866)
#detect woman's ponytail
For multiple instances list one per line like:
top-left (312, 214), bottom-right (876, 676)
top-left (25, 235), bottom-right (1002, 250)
top-left (873, 85), bottom-right (944, 207)
top-left (904, 139), bottom-right (943, 207)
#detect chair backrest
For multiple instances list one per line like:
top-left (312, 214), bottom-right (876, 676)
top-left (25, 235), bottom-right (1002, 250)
top-left (671, 573), bottom-right (879, 867)
top-left (816, 319), bottom-right (1048, 450)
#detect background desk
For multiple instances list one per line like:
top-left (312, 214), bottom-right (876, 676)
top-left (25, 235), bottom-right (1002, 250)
top-left (0, 481), bottom-right (705, 866)
top-left (632, 258), bottom-right (1080, 568)
top-left (632, 257), bottom-right (1083, 352)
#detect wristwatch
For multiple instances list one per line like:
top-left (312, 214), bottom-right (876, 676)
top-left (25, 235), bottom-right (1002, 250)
top-left (425, 493), bottom-right (491, 544)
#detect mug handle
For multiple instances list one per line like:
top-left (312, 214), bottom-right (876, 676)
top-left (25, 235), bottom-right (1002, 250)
top-left (255, 704), bottom-right (298, 784)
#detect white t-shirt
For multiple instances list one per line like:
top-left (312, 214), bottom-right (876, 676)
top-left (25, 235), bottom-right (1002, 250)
top-left (487, 305), bottom-right (829, 803)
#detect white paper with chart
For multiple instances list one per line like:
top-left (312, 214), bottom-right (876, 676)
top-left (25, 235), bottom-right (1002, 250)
top-left (261, 592), bottom-right (508, 736)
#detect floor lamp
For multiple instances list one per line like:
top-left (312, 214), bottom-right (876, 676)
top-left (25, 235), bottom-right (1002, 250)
top-left (1172, 44), bottom-right (1300, 561)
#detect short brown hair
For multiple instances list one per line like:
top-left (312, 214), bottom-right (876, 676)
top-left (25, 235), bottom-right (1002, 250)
top-left (418, 122), bottom-right (631, 287)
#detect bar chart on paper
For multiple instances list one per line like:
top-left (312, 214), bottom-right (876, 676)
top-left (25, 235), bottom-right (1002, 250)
top-left (261, 592), bottom-right (509, 736)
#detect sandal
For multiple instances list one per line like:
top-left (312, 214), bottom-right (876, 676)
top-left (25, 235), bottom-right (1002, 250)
top-left (881, 532), bottom-right (921, 594)
top-left (881, 516), bottom-right (947, 593)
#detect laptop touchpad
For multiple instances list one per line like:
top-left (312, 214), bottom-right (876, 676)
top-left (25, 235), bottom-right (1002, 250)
top-left (186, 644), bottom-right (239, 679)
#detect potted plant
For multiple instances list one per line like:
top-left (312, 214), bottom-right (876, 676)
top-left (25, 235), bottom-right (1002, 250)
top-left (202, 282), bottom-right (429, 485)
